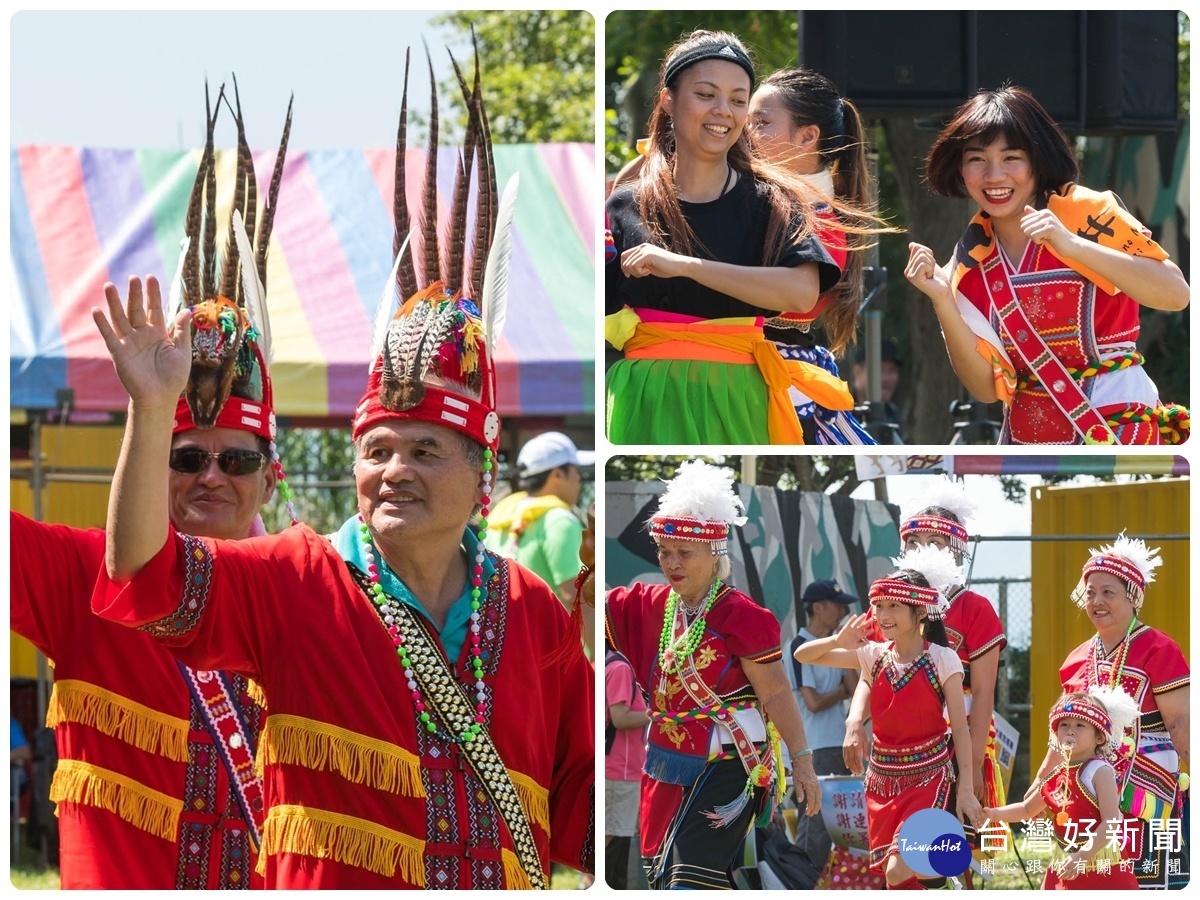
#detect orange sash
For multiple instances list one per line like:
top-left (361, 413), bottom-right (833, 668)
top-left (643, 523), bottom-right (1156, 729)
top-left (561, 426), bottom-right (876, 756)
top-left (607, 309), bottom-right (853, 444)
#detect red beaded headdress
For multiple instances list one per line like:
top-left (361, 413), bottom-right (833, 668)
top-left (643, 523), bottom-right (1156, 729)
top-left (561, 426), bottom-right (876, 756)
top-left (1049, 687), bottom-right (1139, 758)
top-left (869, 544), bottom-right (962, 619)
top-left (166, 79), bottom-right (297, 523)
top-left (648, 461), bottom-right (746, 556)
top-left (1070, 532), bottom-right (1161, 611)
top-left (899, 478), bottom-right (976, 557)
top-left (353, 48), bottom-right (515, 455)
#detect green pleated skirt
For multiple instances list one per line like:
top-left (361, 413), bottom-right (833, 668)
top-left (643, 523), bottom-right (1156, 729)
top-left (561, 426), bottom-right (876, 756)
top-left (605, 358), bottom-right (771, 444)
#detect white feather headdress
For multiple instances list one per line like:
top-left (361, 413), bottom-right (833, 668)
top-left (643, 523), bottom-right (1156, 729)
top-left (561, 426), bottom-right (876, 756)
top-left (901, 477), bottom-right (978, 527)
top-left (652, 460), bottom-right (747, 526)
top-left (889, 544), bottom-right (965, 618)
top-left (1070, 531), bottom-right (1163, 610)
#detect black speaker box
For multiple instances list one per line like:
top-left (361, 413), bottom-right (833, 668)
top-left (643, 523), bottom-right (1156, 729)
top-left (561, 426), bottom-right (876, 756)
top-left (801, 11), bottom-right (1179, 133)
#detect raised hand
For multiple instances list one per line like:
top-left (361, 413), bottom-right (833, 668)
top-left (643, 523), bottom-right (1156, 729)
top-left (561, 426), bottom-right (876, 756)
top-left (620, 243), bottom-right (684, 279)
top-left (1020, 205), bottom-right (1074, 256)
top-left (93, 276), bottom-right (193, 410)
top-left (834, 612), bottom-right (870, 650)
top-left (904, 242), bottom-right (953, 303)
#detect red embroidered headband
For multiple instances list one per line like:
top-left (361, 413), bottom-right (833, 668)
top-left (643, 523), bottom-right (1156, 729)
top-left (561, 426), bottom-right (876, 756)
top-left (649, 516), bottom-right (731, 543)
top-left (899, 514), bottom-right (969, 556)
top-left (868, 578), bottom-right (941, 611)
top-left (1050, 696), bottom-right (1113, 741)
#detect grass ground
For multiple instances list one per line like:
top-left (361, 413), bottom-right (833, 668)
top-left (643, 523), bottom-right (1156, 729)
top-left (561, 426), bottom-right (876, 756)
top-left (10, 841), bottom-right (59, 890)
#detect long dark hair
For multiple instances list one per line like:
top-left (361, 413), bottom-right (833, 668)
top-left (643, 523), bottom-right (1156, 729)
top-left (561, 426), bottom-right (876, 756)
top-left (635, 30), bottom-right (820, 266)
top-left (759, 67), bottom-right (873, 353)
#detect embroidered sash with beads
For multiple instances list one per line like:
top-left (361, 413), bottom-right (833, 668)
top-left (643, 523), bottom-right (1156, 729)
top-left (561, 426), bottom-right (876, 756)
top-left (178, 664), bottom-right (264, 851)
top-left (351, 566), bottom-right (548, 890)
top-left (673, 634), bottom-right (770, 786)
top-left (979, 251), bottom-right (1117, 444)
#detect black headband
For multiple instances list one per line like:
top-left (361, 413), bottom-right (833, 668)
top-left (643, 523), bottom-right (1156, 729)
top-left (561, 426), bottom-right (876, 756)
top-left (663, 41), bottom-right (755, 89)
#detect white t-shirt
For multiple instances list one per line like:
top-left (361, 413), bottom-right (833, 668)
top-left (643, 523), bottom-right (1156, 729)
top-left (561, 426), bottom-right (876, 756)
top-left (855, 641), bottom-right (964, 686)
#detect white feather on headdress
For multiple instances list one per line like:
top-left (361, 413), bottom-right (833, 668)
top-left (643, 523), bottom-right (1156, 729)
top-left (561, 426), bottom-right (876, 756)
top-left (1088, 531), bottom-right (1162, 587)
top-left (902, 477), bottom-right (977, 527)
top-left (654, 460), bottom-right (748, 526)
top-left (1087, 686), bottom-right (1140, 756)
top-left (891, 544), bottom-right (964, 616)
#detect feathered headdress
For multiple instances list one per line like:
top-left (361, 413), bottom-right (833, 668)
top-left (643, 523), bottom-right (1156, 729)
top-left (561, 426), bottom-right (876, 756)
top-left (168, 77), bottom-right (291, 444)
top-left (1070, 531), bottom-right (1162, 610)
top-left (647, 461), bottom-right (747, 554)
top-left (353, 40), bottom-right (518, 452)
top-left (869, 544), bottom-right (965, 620)
top-left (899, 478), bottom-right (976, 558)
top-left (1050, 688), bottom-right (1139, 759)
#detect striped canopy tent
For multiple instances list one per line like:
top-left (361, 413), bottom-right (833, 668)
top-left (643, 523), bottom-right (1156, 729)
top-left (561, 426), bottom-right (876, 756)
top-left (11, 142), bottom-right (594, 423)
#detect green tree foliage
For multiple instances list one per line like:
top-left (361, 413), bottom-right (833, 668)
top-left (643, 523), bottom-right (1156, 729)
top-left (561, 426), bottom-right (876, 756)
top-left (434, 11), bottom-right (594, 143)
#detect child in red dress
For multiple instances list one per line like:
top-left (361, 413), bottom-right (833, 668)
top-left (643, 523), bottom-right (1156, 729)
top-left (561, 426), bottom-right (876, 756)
top-left (983, 690), bottom-right (1140, 890)
top-left (795, 545), bottom-right (984, 888)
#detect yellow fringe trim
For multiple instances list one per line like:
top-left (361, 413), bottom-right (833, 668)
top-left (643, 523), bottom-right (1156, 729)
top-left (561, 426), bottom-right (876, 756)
top-left (257, 714), bottom-right (424, 797)
top-left (245, 678), bottom-right (267, 710)
top-left (258, 804), bottom-right (425, 884)
top-left (50, 759), bottom-right (183, 841)
top-left (507, 769), bottom-right (550, 833)
top-left (502, 847), bottom-right (536, 889)
top-left (47, 680), bottom-right (190, 763)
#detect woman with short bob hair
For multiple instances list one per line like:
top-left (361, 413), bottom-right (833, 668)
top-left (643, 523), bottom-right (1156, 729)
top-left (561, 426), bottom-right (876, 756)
top-left (905, 86), bottom-right (1189, 445)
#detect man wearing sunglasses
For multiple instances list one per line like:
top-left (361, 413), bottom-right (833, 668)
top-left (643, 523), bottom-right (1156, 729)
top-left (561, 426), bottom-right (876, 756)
top-left (89, 67), bottom-right (594, 889)
top-left (10, 90), bottom-right (288, 889)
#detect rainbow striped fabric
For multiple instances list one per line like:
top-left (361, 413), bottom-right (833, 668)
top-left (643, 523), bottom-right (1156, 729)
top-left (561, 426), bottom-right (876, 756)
top-left (11, 143), bottom-right (594, 421)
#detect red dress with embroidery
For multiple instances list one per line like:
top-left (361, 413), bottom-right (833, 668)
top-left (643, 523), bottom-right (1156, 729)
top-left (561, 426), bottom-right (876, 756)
top-left (1060, 625), bottom-right (1188, 820)
top-left (956, 240), bottom-right (1160, 444)
top-left (605, 582), bottom-right (782, 858)
top-left (1038, 759), bottom-right (1139, 890)
top-left (858, 641), bottom-right (962, 872)
top-left (92, 525), bottom-right (594, 889)
top-left (10, 513), bottom-right (264, 890)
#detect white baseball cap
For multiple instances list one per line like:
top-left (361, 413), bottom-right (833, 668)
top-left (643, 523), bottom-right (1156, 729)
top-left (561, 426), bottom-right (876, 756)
top-left (516, 432), bottom-right (595, 477)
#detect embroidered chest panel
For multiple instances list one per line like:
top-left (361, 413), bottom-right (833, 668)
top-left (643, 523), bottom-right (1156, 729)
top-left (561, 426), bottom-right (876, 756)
top-left (871, 651), bottom-right (944, 703)
top-left (175, 674), bottom-right (262, 889)
top-left (415, 563), bottom-right (510, 890)
top-left (993, 269), bottom-right (1095, 369)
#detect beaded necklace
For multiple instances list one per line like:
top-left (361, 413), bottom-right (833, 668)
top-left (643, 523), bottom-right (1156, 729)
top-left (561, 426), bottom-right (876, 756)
top-left (354, 447), bottom-right (495, 745)
top-left (658, 581), bottom-right (720, 675)
top-left (1090, 616), bottom-right (1137, 692)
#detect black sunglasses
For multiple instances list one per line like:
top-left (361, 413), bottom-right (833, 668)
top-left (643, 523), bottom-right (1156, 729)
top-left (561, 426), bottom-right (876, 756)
top-left (169, 448), bottom-right (268, 476)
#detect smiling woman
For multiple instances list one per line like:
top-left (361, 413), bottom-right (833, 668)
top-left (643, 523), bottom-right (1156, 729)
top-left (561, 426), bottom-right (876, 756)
top-left (904, 86), bottom-right (1190, 445)
top-left (604, 30), bottom-right (858, 445)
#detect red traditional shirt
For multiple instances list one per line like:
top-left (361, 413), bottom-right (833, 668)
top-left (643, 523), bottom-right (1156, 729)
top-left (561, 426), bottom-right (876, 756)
top-left (955, 240), bottom-right (1160, 444)
top-left (10, 512), bottom-right (264, 890)
top-left (605, 582), bottom-right (781, 856)
top-left (92, 524), bottom-right (594, 889)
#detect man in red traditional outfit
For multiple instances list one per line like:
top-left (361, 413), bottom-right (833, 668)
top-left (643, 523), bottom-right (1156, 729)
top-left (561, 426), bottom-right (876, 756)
top-left (10, 85), bottom-right (291, 889)
top-left (88, 54), bottom-right (594, 890)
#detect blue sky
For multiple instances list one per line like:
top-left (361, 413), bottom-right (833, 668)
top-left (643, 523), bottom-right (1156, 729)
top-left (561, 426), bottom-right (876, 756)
top-left (10, 11), bottom-right (468, 149)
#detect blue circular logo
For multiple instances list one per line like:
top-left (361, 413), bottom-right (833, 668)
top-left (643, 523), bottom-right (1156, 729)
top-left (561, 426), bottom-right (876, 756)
top-left (897, 809), bottom-right (969, 877)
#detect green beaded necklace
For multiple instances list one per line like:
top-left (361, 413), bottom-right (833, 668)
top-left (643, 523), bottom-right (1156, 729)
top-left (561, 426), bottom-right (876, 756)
top-left (658, 580), bottom-right (721, 674)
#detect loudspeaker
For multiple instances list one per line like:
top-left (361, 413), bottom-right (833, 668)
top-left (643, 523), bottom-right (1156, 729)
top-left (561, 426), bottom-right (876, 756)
top-left (800, 11), bottom-right (1179, 133)
top-left (1086, 11), bottom-right (1179, 132)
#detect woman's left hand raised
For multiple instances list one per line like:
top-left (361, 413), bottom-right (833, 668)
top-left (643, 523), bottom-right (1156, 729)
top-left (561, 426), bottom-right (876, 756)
top-left (1020, 206), bottom-right (1075, 256)
top-left (792, 753), bottom-right (822, 817)
top-left (620, 243), bottom-right (684, 279)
